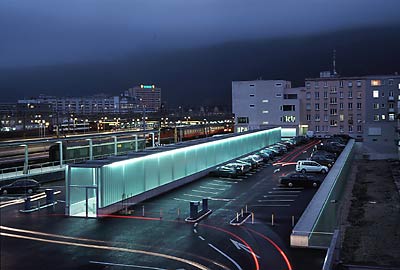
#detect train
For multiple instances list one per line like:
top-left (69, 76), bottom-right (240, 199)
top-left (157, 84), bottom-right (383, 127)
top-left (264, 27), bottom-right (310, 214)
top-left (159, 123), bottom-right (233, 144)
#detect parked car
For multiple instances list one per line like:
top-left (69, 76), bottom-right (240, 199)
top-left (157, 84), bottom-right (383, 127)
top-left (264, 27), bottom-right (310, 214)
top-left (296, 160), bottom-right (329, 174)
top-left (263, 148), bottom-right (278, 157)
top-left (0, 179), bottom-right (40, 195)
top-left (209, 166), bottom-right (239, 178)
top-left (273, 144), bottom-right (288, 153)
top-left (311, 150), bottom-right (336, 160)
top-left (256, 151), bottom-right (271, 162)
top-left (248, 154), bottom-right (264, 166)
top-left (279, 173), bottom-right (321, 188)
top-left (224, 163), bottom-right (251, 174)
top-left (310, 155), bottom-right (335, 168)
top-left (236, 158), bottom-right (257, 169)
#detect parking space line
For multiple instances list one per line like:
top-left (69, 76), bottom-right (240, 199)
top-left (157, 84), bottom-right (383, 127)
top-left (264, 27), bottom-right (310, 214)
top-left (173, 198), bottom-right (198, 202)
top-left (251, 204), bottom-right (291, 207)
top-left (219, 177), bottom-right (243, 181)
top-left (192, 190), bottom-right (218, 195)
top-left (207, 183), bottom-right (231, 187)
top-left (199, 186), bottom-right (225, 191)
top-left (268, 191), bottom-right (301, 193)
top-left (264, 194), bottom-right (298, 197)
top-left (273, 187), bottom-right (303, 190)
top-left (258, 199), bottom-right (295, 202)
top-left (213, 180), bottom-right (238, 184)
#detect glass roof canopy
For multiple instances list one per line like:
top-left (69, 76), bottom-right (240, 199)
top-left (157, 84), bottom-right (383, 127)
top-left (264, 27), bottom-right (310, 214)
top-left (66, 128), bottom-right (281, 217)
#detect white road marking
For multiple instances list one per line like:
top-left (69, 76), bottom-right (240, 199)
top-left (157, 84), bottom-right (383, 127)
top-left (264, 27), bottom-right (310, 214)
top-left (208, 243), bottom-right (243, 270)
top-left (268, 191), bottom-right (302, 193)
top-left (182, 194), bottom-right (233, 202)
top-left (230, 239), bottom-right (260, 258)
top-left (194, 229), bottom-right (198, 234)
top-left (89, 261), bottom-right (167, 270)
top-left (198, 236), bottom-right (205, 241)
top-left (192, 190), bottom-right (218, 195)
top-left (264, 195), bottom-right (298, 197)
top-left (273, 187), bottom-right (303, 190)
top-left (213, 180), bottom-right (238, 184)
top-left (251, 204), bottom-right (291, 207)
top-left (273, 168), bottom-right (280, 173)
top-left (173, 198), bottom-right (198, 203)
top-left (219, 177), bottom-right (243, 181)
top-left (199, 186), bottom-right (225, 191)
top-left (257, 199), bottom-right (294, 202)
top-left (207, 183), bottom-right (231, 187)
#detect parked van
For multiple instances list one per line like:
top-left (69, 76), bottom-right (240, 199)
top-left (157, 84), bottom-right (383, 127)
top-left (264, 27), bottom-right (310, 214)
top-left (296, 160), bottom-right (328, 174)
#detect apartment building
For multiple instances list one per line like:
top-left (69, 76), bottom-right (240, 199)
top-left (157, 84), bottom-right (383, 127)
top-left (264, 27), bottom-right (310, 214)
top-left (301, 72), bottom-right (400, 159)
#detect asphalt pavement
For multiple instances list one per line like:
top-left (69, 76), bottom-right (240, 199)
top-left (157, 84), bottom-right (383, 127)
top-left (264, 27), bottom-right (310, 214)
top-left (1, 140), bottom-right (327, 270)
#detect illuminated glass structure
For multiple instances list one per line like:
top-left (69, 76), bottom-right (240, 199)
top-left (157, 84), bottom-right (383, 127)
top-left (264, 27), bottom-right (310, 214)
top-left (66, 128), bottom-right (281, 217)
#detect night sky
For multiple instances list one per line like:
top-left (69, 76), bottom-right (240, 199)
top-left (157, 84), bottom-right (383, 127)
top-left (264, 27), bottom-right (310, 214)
top-left (1, 0), bottom-right (400, 107)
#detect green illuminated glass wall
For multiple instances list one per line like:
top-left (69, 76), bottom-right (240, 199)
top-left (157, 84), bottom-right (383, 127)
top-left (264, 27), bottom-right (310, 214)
top-left (68, 128), bottom-right (280, 210)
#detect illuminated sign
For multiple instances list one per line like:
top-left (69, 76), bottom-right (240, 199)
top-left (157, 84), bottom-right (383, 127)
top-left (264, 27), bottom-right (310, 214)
top-left (141, 85), bottom-right (155, 89)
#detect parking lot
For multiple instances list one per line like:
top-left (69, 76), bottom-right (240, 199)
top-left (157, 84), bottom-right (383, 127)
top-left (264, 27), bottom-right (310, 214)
top-left (1, 139), bottom-right (330, 270)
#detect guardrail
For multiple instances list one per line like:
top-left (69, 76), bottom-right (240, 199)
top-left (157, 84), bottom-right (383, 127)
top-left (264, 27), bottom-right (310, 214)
top-left (0, 149), bottom-right (140, 181)
top-left (290, 139), bottom-right (355, 248)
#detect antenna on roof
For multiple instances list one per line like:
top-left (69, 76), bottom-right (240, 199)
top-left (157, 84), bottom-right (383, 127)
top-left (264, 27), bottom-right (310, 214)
top-left (333, 49), bottom-right (337, 77)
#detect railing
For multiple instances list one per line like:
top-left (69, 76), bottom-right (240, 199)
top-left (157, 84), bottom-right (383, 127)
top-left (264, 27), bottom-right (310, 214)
top-left (0, 150), bottom-right (143, 181)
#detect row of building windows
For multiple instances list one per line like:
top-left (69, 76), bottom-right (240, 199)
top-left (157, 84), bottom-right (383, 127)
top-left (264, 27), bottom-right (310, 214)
top-left (306, 103), bottom-right (362, 110)
top-left (373, 114), bottom-right (396, 121)
top-left (313, 125), bottom-right (362, 133)
top-left (306, 79), bottom-right (399, 90)
top-left (372, 90), bottom-right (395, 98)
top-left (306, 91), bottom-right (362, 100)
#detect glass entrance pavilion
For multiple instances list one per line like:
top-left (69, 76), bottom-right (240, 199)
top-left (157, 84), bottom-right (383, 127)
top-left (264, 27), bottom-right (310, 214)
top-left (66, 128), bottom-right (281, 217)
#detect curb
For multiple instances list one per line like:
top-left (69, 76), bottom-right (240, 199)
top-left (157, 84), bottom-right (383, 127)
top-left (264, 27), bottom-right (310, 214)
top-left (185, 209), bottom-right (212, 223)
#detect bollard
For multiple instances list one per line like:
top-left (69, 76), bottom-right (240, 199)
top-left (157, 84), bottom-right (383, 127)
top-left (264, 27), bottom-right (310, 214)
top-left (292, 215), bottom-right (295, 227)
top-left (241, 208), bottom-right (243, 217)
top-left (45, 189), bottom-right (54, 205)
top-left (271, 213), bottom-right (274, 226)
top-left (202, 198), bottom-right (208, 211)
top-left (142, 205), bottom-right (145, 216)
top-left (245, 205), bottom-right (248, 213)
top-left (24, 196), bottom-right (31, 210)
top-left (236, 212), bottom-right (239, 222)
top-left (251, 212), bottom-right (254, 224)
top-left (190, 202), bottom-right (199, 219)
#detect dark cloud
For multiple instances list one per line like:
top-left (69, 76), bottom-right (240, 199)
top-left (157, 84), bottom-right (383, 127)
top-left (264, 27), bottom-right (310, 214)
top-left (1, 0), bottom-right (400, 67)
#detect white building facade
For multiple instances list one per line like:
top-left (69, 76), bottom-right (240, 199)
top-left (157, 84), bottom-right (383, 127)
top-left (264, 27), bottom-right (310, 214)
top-left (232, 80), bottom-right (301, 137)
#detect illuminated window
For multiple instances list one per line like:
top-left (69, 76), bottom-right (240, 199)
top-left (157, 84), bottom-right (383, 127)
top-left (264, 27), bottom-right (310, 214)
top-left (262, 99), bottom-right (269, 103)
top-left (382, 114), bottom-right (386, 120)
top-left (340, 114), bottom-right (344, 121)
top-left (389, 114), bottom-right (395, 121)
top-left (373, 90), bottom-right (379, 98)
top-left (262, 110), bottom-right (269, 114)
top-left (371, 80), bottom-right (382, 86)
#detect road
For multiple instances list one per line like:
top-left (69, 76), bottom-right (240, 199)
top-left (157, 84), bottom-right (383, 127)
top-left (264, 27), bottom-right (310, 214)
top-left (0, 141), bottom-right (326, 270)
